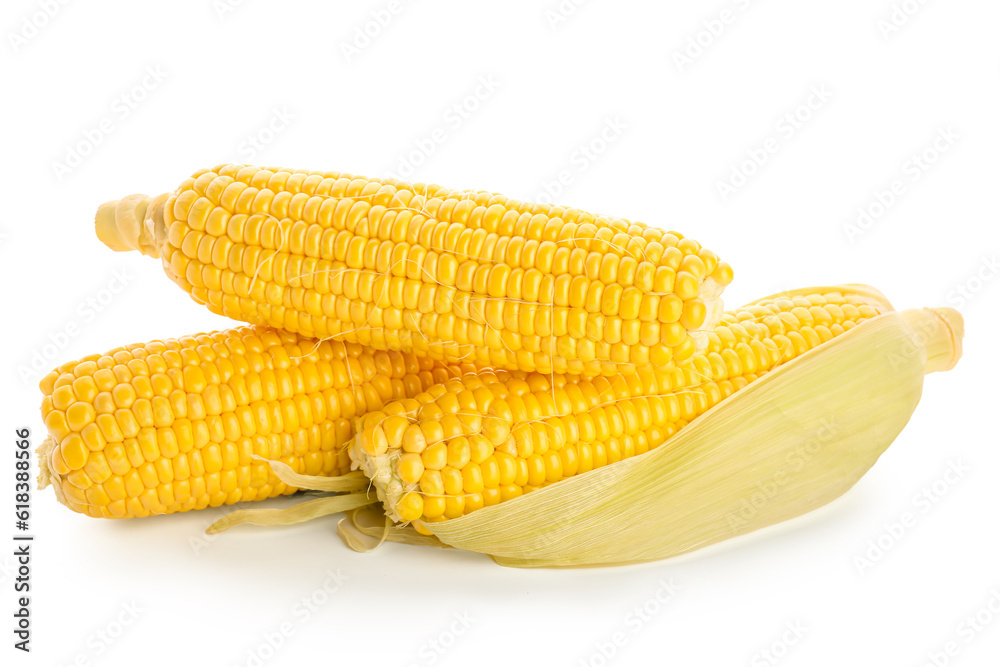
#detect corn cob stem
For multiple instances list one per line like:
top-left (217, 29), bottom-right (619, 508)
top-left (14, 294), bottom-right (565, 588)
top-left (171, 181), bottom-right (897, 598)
top-left (95, 193), bottom-right (169, 258)
top-left (900, 307), bottom-right (963, 372)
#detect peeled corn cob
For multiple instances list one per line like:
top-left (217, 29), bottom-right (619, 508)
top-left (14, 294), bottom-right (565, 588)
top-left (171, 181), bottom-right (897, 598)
top-left (36, 326), bottom-right (472, 518)
top-left (207, 285), bottom-right (963, 568)
top-left (94, 164), bottom-right (733, 376)
top-left (349, 285), bottom-right (891, 527)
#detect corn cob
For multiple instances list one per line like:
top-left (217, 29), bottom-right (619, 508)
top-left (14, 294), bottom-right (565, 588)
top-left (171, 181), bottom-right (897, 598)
top-left (348, 285), bottom-right (891, 527)
top-left (36, 326), bottom-right (472, 519)
top-left (434, 304), bottom-right (963, 567)
top-left (93, 164), bottom-right (733, 376)
top-left (219, 286), bottom-right (961, 567)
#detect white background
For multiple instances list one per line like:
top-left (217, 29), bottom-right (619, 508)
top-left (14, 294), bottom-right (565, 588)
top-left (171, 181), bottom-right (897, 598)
top-left (2, 1), bottom-right (998, 665)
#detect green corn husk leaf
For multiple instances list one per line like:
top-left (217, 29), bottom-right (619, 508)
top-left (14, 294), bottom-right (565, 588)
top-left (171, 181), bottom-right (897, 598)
top-left (426, 307), bottom-right (963, 568)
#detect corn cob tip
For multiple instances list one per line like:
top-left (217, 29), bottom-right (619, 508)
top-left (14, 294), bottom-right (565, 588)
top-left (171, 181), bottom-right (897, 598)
top-left (35, 435), bottom-right (55, 490)
top-left (35, 436), bottom-right (68, 508)
top-left (901, 307), bottom-right (963, 374)
top-left (95, 193), bottom-right (169, 259)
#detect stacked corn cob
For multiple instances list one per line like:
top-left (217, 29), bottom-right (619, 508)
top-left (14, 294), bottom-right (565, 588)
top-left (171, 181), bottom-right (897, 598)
top-left (94, 165), bottom-right (733, 376)
top-left (37, 327), bottom-right (472, 518)
top-left (36, 164), bottom-right (964, 568)
top-left (348, 286), bottom-right (891, 528)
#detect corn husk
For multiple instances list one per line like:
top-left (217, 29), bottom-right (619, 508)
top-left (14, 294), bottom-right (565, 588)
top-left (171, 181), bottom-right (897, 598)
top-left (426, 306), bottom-right (962, 567)
top-left (205, 491), bottom-right (376, 534)
top-left (336, 506), bottom-right (450, 552)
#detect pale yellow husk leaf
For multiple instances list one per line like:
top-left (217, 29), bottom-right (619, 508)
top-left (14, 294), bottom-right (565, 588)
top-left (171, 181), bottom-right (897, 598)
top-left (205, 491), bottom-right (377, 534)
top-left (250, 456), bottom-right (371, 494)
top-left (336, 506), bottom-right (450, 552)
top-left (223, 456), bottom-right (448, 550)
top-left (424, 307), bottom-right (960, 567)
